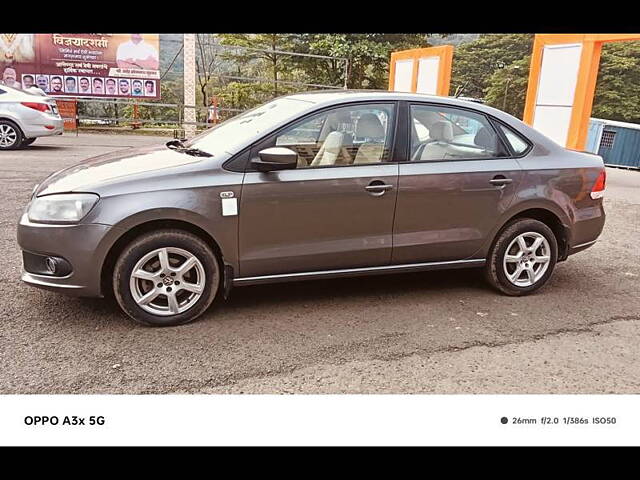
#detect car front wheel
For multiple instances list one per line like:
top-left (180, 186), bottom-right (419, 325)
top-left (485, 218), bottom-right (558, 296)
top-left (0, 120), bottom-right (23, 150)
top-left (113, 229), bottom-right (221, 326)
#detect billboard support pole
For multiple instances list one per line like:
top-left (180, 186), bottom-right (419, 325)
top-left (183, 33), bottom-right (197, 138)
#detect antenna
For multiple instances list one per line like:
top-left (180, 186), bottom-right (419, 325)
top-left (454, 81), bottom-right (468, 98)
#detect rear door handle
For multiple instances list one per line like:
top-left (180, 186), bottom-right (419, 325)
top-left (365, 184), bottom-right (394, 191)
top-left (365, 182), bottom-right (394, 196)
top-left (490, 176), bottom-right (513, 186)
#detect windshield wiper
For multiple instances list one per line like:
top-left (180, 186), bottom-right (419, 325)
top-left (166, 139), bottom-right (186, 149)
top-left (179, 148), bottom-right (212, 157)
top-left (166, 140), bottom-right (212, 157)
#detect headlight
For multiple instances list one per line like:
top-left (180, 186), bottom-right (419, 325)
top-left (28, 193), bottom-right (99, 224)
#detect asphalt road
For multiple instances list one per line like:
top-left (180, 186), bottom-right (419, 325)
top-left (1, 133), bottom-right (639, 394)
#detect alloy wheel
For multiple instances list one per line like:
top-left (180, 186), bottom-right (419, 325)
top-left (502, 231), bottom-right (551, 287)
top-left (129, 247), bottom-right (206, 316)
top-left (0, 124), bottom-right (18, 148)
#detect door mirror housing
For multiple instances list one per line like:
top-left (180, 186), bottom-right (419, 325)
top-left (251, 147), bottom-right (298, 172)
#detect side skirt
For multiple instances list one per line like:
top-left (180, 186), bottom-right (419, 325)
top-left (232, 259), bottom-right (486, 286)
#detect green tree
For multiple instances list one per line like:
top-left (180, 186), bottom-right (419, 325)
top-left (451, 34), bottom-right (533, 103)
top-left (484, 56), bottom-right (530, 118)
top-left (593, 41), bottom-right (640, 123)
top-left (195, 34), bottom-right (225, 107)
top-left (218, 34), bottom-right (297, 97)
top-left (288, 34), bottom-right (428, 89)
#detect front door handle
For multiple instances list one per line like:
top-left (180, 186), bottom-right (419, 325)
top-left (490, 176), bottom-right (513, 186)
top-left (365, 181), bottom-right (394, 196)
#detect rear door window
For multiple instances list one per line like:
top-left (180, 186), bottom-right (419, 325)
top-left (410, 104), bottom-right (509, 161)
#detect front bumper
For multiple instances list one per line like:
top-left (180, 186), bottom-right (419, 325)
top-left (17, 213), bottom-right (113, 297)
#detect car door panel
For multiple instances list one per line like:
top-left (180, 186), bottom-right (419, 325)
top-left (392, 159), bottom-right (523, 264)
top-left (239, 164), bottom-right (399, 277)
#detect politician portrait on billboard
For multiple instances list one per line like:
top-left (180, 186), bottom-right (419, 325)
top-left (144, 79), bottom-right (156, 97)
top-left (36, 74), bottom-right (49, 92)
top-left (1, 66), bottom-right (21, 89)
top-left (92, 77), bottom-right (104, 95)
top-left (116, 34), bottom-right (159, 70)
top-left (0, 34), bottom-right (35, 63)
top-left (0, 33), bottom-right (161, 100)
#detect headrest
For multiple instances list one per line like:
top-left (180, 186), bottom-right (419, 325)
top-left (429, 121), bottom-right (454, 142)
top-left (323, 131), bottom-right (344, 153)
top-left (327, 111), bottom-right (352, 131)
top-left (474, 127), bottom-right (496, 151)
top-left (356, 113), bottom-right (384, 138)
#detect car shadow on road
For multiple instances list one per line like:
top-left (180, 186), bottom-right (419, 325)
top-left (21, 145), bottom-right (67, 151)
top-left (43, 268), bottom-right (490, 328)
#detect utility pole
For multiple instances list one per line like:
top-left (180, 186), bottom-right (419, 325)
top-left (503, 77), bottom-right (511, 112)
top-left (183, 33), bottom-right (196, 138)
top-left (502, 65), bottom-right (520, 113)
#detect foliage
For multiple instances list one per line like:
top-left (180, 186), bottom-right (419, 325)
top-left (83, 34), bottom-right (640, 128)
top-left (483, 56), bottom-right (531, 118)
top-left (287, 34), bottom-right (428, 89)
top-left (451, 34), bottom-right (534, 114)
top-left (593, 41), bottom-right (640, 124)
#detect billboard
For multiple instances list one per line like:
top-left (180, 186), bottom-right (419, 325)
top-left (0, 34), bottom-right (160, 99)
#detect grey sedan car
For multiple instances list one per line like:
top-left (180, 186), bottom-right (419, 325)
top-left (17, 91), bottom-right (606, 326)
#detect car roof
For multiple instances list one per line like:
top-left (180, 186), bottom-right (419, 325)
top-left (285, 89), bottom-right (511, 119)
top-left (288, 89), bottom-right (473, 105)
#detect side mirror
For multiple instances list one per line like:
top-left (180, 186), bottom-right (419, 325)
top-left (251, 147), bottom-right (298, 172)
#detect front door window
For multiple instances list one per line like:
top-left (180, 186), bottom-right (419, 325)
top-left (275, 103), bottom-right (395, 168)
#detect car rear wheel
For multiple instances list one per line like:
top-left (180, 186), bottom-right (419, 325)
top-left (0, 120), bottom-right (23, 150)
top-left (113, 229), bottom-right (221, 326)
top-left (485, 218), bottom-right (558, 296)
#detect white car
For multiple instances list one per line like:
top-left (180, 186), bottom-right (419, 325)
top-left (0, 84), bottom-right (63, 150)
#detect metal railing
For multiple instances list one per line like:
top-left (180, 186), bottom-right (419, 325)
top-left (53, 97), bottom-right (245, 133)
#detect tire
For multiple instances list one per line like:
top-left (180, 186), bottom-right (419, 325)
top-left (0, 120), bottom-right (24, 150)
top-left (485, 218), bottom-right (558, 296)
top-left (113, 229), bottom-right (221, 327)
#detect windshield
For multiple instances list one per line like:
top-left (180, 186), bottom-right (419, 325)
top-left (184, 97), bottom-right (314, 154)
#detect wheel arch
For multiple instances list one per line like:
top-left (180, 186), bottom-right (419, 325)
top-left (479, 203), bottom-right (571, 262)
top-left (99, 217), bottom-right (225, 298)
top-left (0, 116), bottom-right (25, 144)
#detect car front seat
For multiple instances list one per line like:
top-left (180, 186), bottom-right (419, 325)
top-left (310, 130), bottom-right (344, 167)
top-left (353, 113), bottom-right (386, 164)
top-left (418, 120), bottom-right (455, 161)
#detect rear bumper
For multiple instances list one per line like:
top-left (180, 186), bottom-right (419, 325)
top-left (23, 116), bottom-right (64, 139)
top-left (568, 239), bottom-right (599, 256)
top-left (17, 213), bottom-right (112, 297)
top-left (567, 206), bottom-right (605, 257)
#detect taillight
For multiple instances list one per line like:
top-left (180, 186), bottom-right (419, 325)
top-left (20, 102), bottom-right (51, 113)
top-left (590, 169), bottom-right (606, 199)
